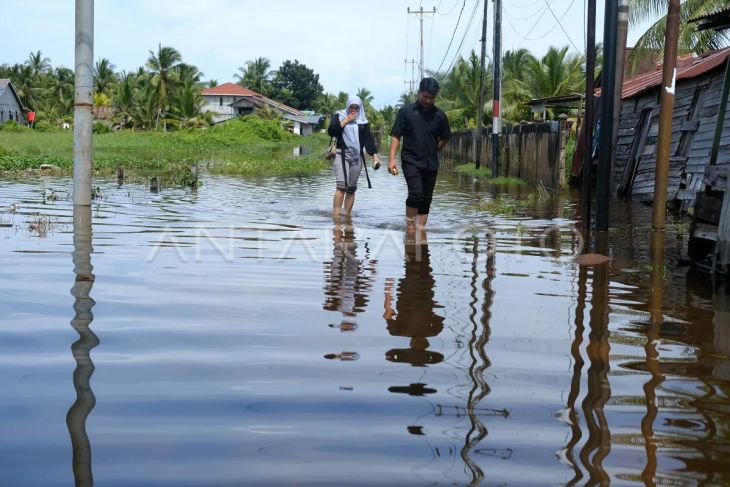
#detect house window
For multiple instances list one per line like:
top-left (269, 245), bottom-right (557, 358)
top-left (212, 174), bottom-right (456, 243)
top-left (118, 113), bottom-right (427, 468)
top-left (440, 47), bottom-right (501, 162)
top-left (219, 96), bottom-right (223, 107)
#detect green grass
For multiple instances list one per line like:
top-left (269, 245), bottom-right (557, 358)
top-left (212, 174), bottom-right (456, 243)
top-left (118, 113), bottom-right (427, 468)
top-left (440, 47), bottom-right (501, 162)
top-left (455, 163), bottom-right (492, 178)
top-left (0, 116), bottom-right (329, 184)
top-left (455, 163), bottom-right (526, 186)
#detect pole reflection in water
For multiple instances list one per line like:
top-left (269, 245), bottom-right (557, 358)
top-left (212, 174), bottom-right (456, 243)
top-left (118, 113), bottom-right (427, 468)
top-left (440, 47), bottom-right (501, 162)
top-left (578, 233), bottom-right (612, 486)
top-left (460, 234), bottom-right (496, 485)
top-left (641, 230), bottom-right (667, 486)
top-left (564, 266), bottom-right (587, 486)
top-left (323, 217), bottom-right (375, 360)
top-left (66, 205), bottom-right (98, 487)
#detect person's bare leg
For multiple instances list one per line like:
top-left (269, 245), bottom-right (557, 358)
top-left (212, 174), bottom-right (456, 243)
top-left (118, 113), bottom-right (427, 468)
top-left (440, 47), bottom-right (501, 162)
top-left (333, 189), bottom-right (345, 217)
top-left (417, 213), bottom-right (429, 228)
top-left (406, 206), bottom-right (418, 235)
top-left (344, 192), bottom-right (355, 215)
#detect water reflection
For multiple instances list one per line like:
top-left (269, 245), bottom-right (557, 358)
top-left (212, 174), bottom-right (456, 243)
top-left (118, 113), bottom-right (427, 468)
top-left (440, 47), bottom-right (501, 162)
top-left (322, 217), bottom-right (375, 360)
top-left (383, 238), bottom-right (444, 369)
top-left (460, 234), bottom-right (496, 485)
top-left (66, 205), bottom-right (98, 487)
top-left (567, 253), bottom-right (612, 485)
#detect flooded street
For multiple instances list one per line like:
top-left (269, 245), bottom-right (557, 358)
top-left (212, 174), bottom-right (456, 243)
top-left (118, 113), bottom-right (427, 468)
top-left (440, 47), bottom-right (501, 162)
top-left (1, 164), bottom-right (729, 486)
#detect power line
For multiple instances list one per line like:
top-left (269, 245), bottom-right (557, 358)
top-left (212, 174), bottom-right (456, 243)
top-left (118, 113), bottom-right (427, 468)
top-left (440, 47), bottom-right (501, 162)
top-left (543, 0), bottom-right (581, 52)
top-left (437, 0), bottom-right (462, 16)
top-left (445, 0), bottom-right (481, 73)
top-left (436, 0), bottom-right (467, 73)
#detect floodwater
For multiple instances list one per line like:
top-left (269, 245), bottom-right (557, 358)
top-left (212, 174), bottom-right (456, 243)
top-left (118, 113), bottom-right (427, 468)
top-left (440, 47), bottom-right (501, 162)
top-left (1, 163), bottom-right (729, 486)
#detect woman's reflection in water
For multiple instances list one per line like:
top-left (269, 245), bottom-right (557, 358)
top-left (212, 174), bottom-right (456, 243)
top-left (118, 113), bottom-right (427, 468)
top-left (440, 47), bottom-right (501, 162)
top-left (322, 216), bottom-right (375, 360)
top-left (384, 231), bottom-right (445, 395)
top-left (66, 205), bottom-right (98, 487)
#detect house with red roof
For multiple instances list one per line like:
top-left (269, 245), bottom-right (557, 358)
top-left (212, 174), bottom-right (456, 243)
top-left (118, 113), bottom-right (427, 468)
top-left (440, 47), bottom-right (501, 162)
top-left (201, 82), bottom-right (321, 135)
top-left (613, 47), bottom-right (730, 209)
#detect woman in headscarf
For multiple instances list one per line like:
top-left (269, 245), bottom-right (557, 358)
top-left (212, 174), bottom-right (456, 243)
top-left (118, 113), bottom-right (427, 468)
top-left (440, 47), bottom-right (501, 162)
top-left (328, 95), bottom-right (381, 217)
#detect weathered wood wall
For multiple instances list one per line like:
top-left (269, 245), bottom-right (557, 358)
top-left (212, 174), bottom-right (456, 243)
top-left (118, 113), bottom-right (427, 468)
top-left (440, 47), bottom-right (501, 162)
top-left (441, 121), bottom-right (567, 189)
top-left (614, 62), bottom-right (730, 209)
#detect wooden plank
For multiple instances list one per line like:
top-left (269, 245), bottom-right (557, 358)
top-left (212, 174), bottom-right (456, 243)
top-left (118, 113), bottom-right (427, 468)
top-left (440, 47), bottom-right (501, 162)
top-left (693, 222), bottom-right (719, 241)
top-left (694, 193), bottom-right (724, 224)
top-left (704, 164), bottom-right (728, 189)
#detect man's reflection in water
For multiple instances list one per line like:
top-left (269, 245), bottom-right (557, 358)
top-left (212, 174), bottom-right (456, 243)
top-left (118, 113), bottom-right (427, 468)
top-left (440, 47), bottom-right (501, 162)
top-left (322, 216), bottom-right (375, 360)
top-left (384, 232), bottom-right (445, 395)
top-left (66, 205), bottom-right (98, 487)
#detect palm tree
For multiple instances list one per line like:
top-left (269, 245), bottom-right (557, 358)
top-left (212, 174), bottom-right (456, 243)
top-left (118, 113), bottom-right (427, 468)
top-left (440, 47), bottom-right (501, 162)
top-left (146, 44), bottom-right (182, 128)
top-left (380, 105), bottom-right (397, 131)
top-left (502, 49), bottom-right (537, 122)
top-left (441, 50), bottom-right (494, 127)
top-left (524, 46), bottom-right (584, 101)
top-left (356, 87), bottom-right (374, 108)
top-left (629, 0), bottom-right (729, 72)
top-left (234, 57), bottom-right (272, 94)
top-left (208, 79), bottom-right (218, 88)
top-left (177, 63), bottom-right (204, 84)
top-left (315, 93), bottom-right (340, 127)
top-left (172, 80), bottom-right (207, 128)
top-left (26, 51), bottom-right (51, 77)
top-left (94, 58), bottom-right (117, 96)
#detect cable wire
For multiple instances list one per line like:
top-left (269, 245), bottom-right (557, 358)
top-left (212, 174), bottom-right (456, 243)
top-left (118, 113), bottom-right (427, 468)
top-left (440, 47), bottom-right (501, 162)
top-left (543, 0), bottom-right (581, 52)
top-left (436, 0), bottom-right (468, 73)
top-left (445, 0), bottom-right (481, 73)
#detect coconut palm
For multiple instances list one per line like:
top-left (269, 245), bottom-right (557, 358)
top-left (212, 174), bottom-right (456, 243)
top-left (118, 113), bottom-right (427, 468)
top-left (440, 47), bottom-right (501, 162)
top-left (172, 80), bottom-right (207, 128)
top-left (356, 87), bottom-right (374, 108)
top-left (26, 51), bottom-right (51, 77)
top-left (629, 0), bottom-right (730, 70)
top-left (501, 49), bottom-right (536, 121)
top-left (440, 50), bottom-right (494, 127)
top-left (315, 93), bottom-right (340, 128)
top-left (524, 46), bottom-right (584, 100)
top-left (146, 44), bottom-right (182, 128)
top-left (235, 57), bottom-right (272, 94)
top-left (94, 58), bottom-right (117, 96)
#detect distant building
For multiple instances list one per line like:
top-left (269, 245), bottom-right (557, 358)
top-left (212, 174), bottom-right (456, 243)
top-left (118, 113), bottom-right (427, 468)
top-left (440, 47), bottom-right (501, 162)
top-left (200, 82), bottom-right (321, 135)
top-left (0, 79), bottom-right (27, 125)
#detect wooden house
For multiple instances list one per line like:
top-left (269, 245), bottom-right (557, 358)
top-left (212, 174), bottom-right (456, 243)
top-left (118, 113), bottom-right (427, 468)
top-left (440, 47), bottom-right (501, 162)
top-left (613, 47), bottom-right (730, 209)
top-left (0, 79), bottom-right (27, 125)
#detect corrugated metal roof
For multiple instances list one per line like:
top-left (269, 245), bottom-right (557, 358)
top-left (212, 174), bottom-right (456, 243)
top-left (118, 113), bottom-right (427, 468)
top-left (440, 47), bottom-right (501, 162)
top-left (621, 47), bottom-right (730, 99)
top-left (0, 78), bottom-right (27, 110)
top-left (688, 4), bottom-right (730, 24)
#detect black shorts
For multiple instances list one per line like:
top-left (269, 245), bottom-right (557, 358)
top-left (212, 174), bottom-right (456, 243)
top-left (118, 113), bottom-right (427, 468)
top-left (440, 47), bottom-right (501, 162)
top-left (402, 162), bottom-right (438, 214)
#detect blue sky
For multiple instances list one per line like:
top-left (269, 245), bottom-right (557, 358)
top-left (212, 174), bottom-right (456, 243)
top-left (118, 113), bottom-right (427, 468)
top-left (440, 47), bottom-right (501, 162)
top-left (1, 1), bottom-right (656, 108)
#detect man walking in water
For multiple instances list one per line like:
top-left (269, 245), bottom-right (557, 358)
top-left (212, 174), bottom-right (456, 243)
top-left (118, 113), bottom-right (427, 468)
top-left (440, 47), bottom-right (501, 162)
top-left (388, 77), bottom-right (451, 233)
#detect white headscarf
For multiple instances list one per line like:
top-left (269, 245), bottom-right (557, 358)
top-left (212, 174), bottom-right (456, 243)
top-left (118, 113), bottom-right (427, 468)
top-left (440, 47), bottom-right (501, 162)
top-left (336, 96), bottom-right (368, 164)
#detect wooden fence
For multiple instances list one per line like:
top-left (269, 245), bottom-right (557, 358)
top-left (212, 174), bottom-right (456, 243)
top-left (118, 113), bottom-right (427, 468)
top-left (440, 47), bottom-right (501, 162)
top-left (441, 120), bottom-right (570, 189)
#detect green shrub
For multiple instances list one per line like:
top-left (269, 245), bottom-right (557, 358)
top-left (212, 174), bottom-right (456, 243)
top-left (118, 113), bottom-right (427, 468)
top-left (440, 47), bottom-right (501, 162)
top-left (93, 122), bottom-right (112, 134)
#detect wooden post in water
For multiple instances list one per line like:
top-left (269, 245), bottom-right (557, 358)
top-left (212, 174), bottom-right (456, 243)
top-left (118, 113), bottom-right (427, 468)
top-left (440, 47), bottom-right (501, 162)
top-left (582, 0), bottom-right (597, 249)
top-left (596, 0), bottom-right (618, 232)
top-left (74, 0), bottom-right (94, 206)
top-left (652, 0), bottom-right (681, 234)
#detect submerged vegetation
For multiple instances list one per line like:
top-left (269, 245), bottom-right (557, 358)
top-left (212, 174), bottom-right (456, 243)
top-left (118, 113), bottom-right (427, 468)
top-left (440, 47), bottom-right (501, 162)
top-left (455, 163), bottom-right (525, 186)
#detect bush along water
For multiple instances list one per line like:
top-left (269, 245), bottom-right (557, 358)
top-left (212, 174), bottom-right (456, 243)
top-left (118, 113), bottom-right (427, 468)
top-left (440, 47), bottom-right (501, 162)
top-left (0, 114), bottom-right (329, 183)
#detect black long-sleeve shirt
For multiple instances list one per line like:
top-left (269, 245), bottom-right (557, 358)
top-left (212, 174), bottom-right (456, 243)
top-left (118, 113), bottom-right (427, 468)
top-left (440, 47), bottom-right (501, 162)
top-left (328, 114), bottom-right (378, 157)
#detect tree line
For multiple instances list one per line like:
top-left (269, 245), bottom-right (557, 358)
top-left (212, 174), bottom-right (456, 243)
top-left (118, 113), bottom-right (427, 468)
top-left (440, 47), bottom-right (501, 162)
top-left (1, 0), bottom-right (725, 133)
